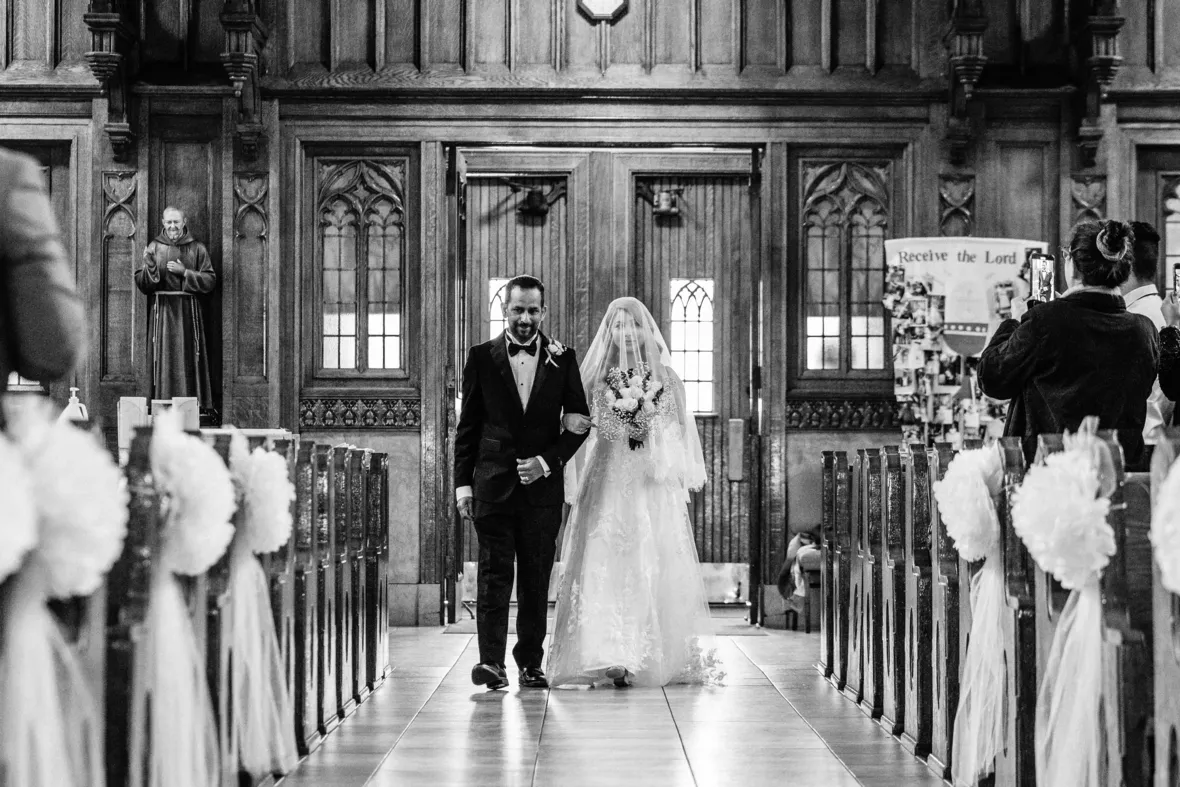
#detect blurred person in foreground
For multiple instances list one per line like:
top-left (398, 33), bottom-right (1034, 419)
top-left (978, 219), bottom-right (1158, 470)
top-left (0, 147), bottom-right (85, 415)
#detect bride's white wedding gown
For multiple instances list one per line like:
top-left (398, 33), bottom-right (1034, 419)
top-left (547, 382), bottom-right (724, 687)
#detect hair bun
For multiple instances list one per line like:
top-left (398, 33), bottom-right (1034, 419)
top-left (1096, 220), bottom-right (1134, 263)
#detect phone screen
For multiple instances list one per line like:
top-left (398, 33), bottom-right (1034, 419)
top-left (1030, 254), bottom-right (1055, 302)
top-left (1173, 262), bottom-right (1180, 296)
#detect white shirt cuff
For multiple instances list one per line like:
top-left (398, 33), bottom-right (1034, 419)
top-left (456, 485), bottom-right (473, 502)
top-left (537, 456), bottom-right (551, 476)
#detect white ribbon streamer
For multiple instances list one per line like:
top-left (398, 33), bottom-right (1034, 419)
top-left (0, 565), bottom-right (103, 787)
top-left (223, 540), bottom-right (300, 777)
top-left (1035, 578), bottom-right (1105, 787)
top-left (950, 546), bottom-right (1007, 787)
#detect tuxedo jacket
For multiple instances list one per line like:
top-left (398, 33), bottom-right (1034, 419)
top-left (455, 332), bottom-right (590, 506)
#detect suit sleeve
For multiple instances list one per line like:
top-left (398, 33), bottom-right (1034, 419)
top-left (977, 313), bottom-right (1043, 402)
top-left (3, 156), bottom-right (85, 383)
top-left (454, 347), bottom-right (483, 492)
top-left (1159, 326), bottom-right (1180, 403)
top-left (182, 242), bottom-right (217, 294)
top-left (540, 349), bottom-right (591, 473)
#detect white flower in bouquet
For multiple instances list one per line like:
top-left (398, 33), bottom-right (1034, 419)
top-left (622, 398), bottom-right (640, 413)
top-left (629, 375), bottom-right (644, 389)
top-left (641, 399), bottom-right (657, 415)
top-left (628, 386), bottom-right (645, 400)
top-left (648, 381), bottom-right (663, 395)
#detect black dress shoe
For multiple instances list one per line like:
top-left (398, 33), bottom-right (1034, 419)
top-left (518, 666), bottom-right (549, 689)
top-left (472, 663), bottom-right (509, 690)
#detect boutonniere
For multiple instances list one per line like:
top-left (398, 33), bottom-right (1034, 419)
top-left (545, 339), bottom-right (566, 368)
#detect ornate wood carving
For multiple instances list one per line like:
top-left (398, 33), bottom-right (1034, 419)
top-left (84, 2), bottom-right (138, 160)
top-left (231, 173), bottom-right (269, 420)
top-left (784, 398), bottom-right (901, 430)
top-left (938, 174), bottom-right (975, 236)
top-left (1071, 173), bottom-right (1107, 223)
top-left (1075, 2), bottom-right (1125, 169)
top-left (944, 0), bottom-right (987, 165)
top-left (299, 397), bottom-right (422, 430)
top-left (101, 171), bottom-right (137, 381)
top-left (578, 0), bottom-right (628, 22)
top-left (221, 1), bottom-right (269, 160)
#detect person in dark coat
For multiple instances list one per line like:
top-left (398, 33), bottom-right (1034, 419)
top-left (978, 219), bottom-right (1158, 469)
top-left (0, 147), bottom-right (85, 399)
top-left (134, 206), bottom-right (216, 408)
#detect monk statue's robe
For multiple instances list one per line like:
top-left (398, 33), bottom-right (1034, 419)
top-left (134, 231), bottom-right (216, 408)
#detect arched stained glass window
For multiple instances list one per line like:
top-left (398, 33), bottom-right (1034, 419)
top-left (669, 278), bottom-right (715, 413)
top-left (800, 161), bottom-right (891, 377)
top-left (488, 278), bottom-right (510, 339)
top-left (316, 158), bottom-right (407, 374)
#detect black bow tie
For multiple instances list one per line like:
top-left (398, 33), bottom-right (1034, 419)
top-left (508, 341), bottom-right (537, 357)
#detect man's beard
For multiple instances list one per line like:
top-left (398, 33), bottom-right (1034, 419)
top-left (166, 227), bottom-right (182, 240)
top-left (510, 322), bottom-right (536, 342)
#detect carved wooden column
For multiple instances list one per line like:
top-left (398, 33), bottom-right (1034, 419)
top-left (1075, 1), bottom-right (1124, 169)
top-left (944, 0), bottom-right (987, 166)
top-left (221, 0), bottom-right (268, 160)
top-left (85, 1), bottom-right (138, 161)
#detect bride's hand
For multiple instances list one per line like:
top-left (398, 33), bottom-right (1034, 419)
top-left (563, 413), bottom-right (593, 435)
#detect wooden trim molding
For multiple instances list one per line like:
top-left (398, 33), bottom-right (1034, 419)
top-left (298, 397), bottom-right (422, 430)
top-left (783, 397), bottom-right (901, 430)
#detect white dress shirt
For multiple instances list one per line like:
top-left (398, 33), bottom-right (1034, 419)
top-left (1125, 284), bottom-right (1171, 442)
top-left (456, 332), bottom-right (550, 502)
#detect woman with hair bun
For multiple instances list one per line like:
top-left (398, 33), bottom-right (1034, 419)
top-left (978, 219), bottom-right (1159, 469)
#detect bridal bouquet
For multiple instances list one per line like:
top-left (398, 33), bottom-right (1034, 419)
top-left (606, 362), bottom-right (665, 449)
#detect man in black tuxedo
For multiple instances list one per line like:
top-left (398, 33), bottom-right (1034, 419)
top-left (455, 275), bottom-right (590, 690)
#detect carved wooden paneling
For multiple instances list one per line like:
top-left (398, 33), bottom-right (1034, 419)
top-left (232, 173), bottom-right (268, 380)
top-left (5, 0), bottom-right (89, 67)
top-left (332, 0), bottom-right (377, 70)
top-left (979, 135), bottom-right (1058, 246)
top-left (784, 398), bottom-right (901, 430)
top-left (1071, 174), bottom-right (1107, 223)
top-left (742, 0), bottom-right (787, 73)
top-left (299, 397), bottom-right (422, 429)
top-left (101, 171), bottom-right (138, 381)
top-left (690, 415), bottom-right (750, 563)
top-left (939, 174), bottom-right (975, 236)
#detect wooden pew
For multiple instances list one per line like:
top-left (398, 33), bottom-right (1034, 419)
top-left (368, 451), bottom-right (392, 686)
top-left (293, 440), bottom-right (323, 754)
top-left (1097, 433), bottom-right (1152, 787)
top-left (332, 446), bottom-right (357, 720)
top-left (995, 436), bottom-right (1036, 787)
top-left (315, 444), bottom-right (340, 736)
top-left (829, 450), bottom-right (853, 693)
top-left (349, 448), bottom-right (371, 706)
top-left (819, 451), bottom-right (836, 680)
top-left (858, 447), bottom-right (884, 718)
top-left (269, 437), bottom-right (300, 727)
top-left (901, 443), bottom-right (933, 759)
top-left (843, 448), bottom-right (868, 705)
top-left (1152, 431), bottom-right (1180, 787)
top-left (927, 442), bottom-right (958, 780)
top-left (105, 428), bottom-right (160, 787)
top-left (879, 445), bottom-right (906, 734)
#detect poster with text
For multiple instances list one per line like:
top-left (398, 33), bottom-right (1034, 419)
top-left (884, 236), bottom-right (1048, 356)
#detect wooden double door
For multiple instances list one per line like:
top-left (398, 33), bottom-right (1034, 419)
top-left (444, 146), bottom-right (764, 620)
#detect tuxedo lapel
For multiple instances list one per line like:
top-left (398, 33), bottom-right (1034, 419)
top-left (524, 334), bottom-right (551, 415)
top-left (490, 333), bottom-right (524, 418)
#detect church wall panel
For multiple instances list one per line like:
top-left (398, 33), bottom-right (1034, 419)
top-left (834, 0), bottom-right (867, 71)
top-left (472, 0), bottom-right (508, 71)
top-left (424, 0), bottom-right (464, 70)
top-left (331, 0), bottom-right (377, 70)
top-left (11, 0), bottom-right (50, 63)
top-left (385, 0), bottom-right (422, 68)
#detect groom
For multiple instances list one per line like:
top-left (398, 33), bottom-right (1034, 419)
top-left (455, 275), bottom-right (590, 690)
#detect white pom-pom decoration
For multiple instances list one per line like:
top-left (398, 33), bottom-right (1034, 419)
top-left (150, 412), bottom-right (236, 576)
top-left (25, 422), bottom-right (129, 598)
top-left (1152, 458), bottom-right (1180, 596)
top-left (0, 437), bottom-right (36, 585)
top-left (1012, 449), bottom-right (1114, 590)
top-left (230, 434), bottom-right (295, 555)
top-left (933, 445), bottom-right (1003, 562)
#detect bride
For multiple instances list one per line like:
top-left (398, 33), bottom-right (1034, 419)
top-left (547, 297), bottom-right (723, 688)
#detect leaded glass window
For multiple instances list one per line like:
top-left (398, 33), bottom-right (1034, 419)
top-left (316, 159), bottom-right (406, 375)
top-left (488, 278), bottom-right (510, 340)
top-left (669, 278), bottom-right (715, 413)
top-left (801, 161), bottom-right (891, 377)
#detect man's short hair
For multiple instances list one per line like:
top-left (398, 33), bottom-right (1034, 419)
top-left (505, 275), bottom-right (545, 306)
top-left (1130, 220), bottom-right (1161, 283)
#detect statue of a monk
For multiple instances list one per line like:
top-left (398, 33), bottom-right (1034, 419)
top-left (134, 206), bottom-right (216, 408)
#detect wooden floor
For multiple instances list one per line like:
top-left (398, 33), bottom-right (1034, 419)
top-left (280, 619), bottom-right (944, 787)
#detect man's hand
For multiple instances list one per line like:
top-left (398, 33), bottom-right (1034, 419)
top-left (166, 260), bottom-right (185, 275)
top-left (457, 496), bottom-right (473, 522)
top-left (562, 413), bottom-right (593, 435)
top-left (1010, 296), bottom-right (1030, 321)
top-left (517, 457), bottom-right (545, 485)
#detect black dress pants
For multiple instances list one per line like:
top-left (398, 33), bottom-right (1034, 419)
top-left (473, 488), bottom-right (562, 669)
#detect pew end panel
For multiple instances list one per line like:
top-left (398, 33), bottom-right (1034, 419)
top-left (878, 445), bottom-right (907, 736)
top-left (927, 442), bottom-right (959, 781)
top-left (1153, 431), bottom-right (1180, 787)
top-left (819, 451), bottom-right (836, 680)
top-left (901, 444), bottom-right (934, 760)
top-left (860, 448), bottom-right (885, 720)
top-left (844, 449), bottom-right (868, 705)
top-left (829, 451), bottom-right (853, 693)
